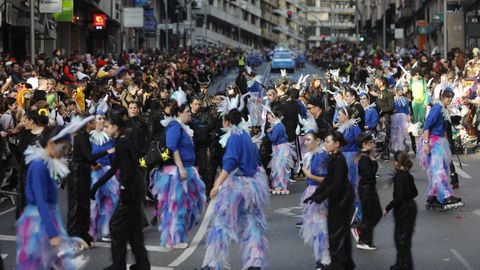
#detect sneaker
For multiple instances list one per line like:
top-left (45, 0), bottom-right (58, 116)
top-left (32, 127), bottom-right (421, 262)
top-left (101, 236), bottom-right (111, 242)
top-left (351, 227), bottom-right (360, 243)
top-left (316, 261), bottom-right (328, 270)
top-left (173, 242), bottom-right (189, 249)
top-left (158, 246), bottom-right (173, 252)
top-left (357, 243), bottom-right (377, 250)
top-left (281, 189), bottom-right (290, 195)
top-left (295, 221), bottom-right (303, 228)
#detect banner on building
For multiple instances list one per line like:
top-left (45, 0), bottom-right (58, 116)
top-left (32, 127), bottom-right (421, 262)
top-left (123, 7), bottom-right (144, 28)
top-left (53, 0), bottom-right (74, 22)
top-left (40, 0), bottom-right (63, 13)
top-left (144, 8), bottom-right (157, 38)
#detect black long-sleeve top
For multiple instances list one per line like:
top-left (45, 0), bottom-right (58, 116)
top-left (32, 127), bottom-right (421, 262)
top-left (72, 130), bottom-right (108, 165)
top-left (357, 152), bottom-right (378, 186)
top-left (376, 88), bottom-right (394, 116)
top-left (350, 102), bottom-right (366, 131)
top-left (94, 134), bottom-right (142, 197)
top-left (385, 171), bottom-right (418, 212)
top-left (308, 152), bottom-right (353, 205)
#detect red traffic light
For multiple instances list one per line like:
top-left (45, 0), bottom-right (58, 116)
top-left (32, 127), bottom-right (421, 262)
top-left (287, 10), bottom-right (293, 19)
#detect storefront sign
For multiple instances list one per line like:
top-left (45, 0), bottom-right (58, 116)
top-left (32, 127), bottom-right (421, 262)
top-left (40, 0), bottom-right (63, 13)
top-left (123, 7), bottom-right (144, 28)
top-left (93, 14), bottom-right (106, 28)
top-left (53, 0), bottom-right (74, 22)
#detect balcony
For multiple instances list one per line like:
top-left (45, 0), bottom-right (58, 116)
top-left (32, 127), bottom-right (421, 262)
top-left (192, 28), bottom-right (250, 49)
top-left (228, 1), bottom-right (262, 17)
top-left (307, 6), bottom-right (356, 15)
top-left (201, 5), bottom-right (262, 36)
top-left (262, 28), bottom-right (278, 42)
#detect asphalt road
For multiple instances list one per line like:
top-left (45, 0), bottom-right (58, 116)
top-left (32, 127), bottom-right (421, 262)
top-left (1, 62), bottom-right (480, 270)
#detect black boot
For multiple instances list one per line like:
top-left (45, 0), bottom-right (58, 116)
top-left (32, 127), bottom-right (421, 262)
top-left (450, 172), bottom-right (459, 189)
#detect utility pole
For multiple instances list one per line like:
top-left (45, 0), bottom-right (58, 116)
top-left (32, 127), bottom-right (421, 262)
top-left (382, 0), bottom-right (386, 51)
top-left (164, 0), bottom-right (169, 52)
top-left (30, 0), bottom-right (35, 65)
top-left (443, 0), bottom-right (447, 57)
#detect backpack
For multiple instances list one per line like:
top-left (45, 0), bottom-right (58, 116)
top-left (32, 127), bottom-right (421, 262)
top-left (145, 128), bottom-right (173, 168)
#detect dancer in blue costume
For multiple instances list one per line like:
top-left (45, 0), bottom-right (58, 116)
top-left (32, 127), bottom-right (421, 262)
top-left (267, 109), bottom-right (295, 195)
top-left (298, 114), bottom-right (331, 269)
top-left (89, 113), bottom-right (119, 241)
top-left (16, 117), bottom-right (95, 269)
top-left (418, 88), bottom-right (464, 211)
top-left (335, 107), bottom-right (362, 225)
top-left (150, 88), bottom-right (206, 250)
top-left (201, 104), bottom-right (269, 270)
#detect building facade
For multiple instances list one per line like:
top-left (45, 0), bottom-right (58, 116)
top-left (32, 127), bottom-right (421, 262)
top-left (305, 0), bottom-right (358, 47)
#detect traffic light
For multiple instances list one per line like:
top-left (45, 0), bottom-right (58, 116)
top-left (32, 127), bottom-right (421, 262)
top-left (287, 10), bottom-right (293, 19)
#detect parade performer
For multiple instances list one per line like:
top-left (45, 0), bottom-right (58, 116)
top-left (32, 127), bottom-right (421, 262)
top-left (267, 109), bottom-right (295, 195)
top-left (298, 114), bottom-right (331, 269)
top-left (410, 68), bottom-right (428, 126)
top-left (67, 116), bottom-right (113, 247)
top-left (17, 117), bottom-right (95, 269)
top-left (359, 93), bottom-right (378, 132)
top-left (336, 107), bottom-right (362, 224)
top-left (304, 131), bottom-right (355, 270)
top-left (375, 76), bottom-right (394, 160)
top-left (418, 88), bottom-right (464, 210)
top-left (391, 86), bottom-right (410, 152)
top-left (89, 113), bottom-right (119, 241)
top-left (201, 105), bottom-right (269, 270)
top-left (384, 152), bottom-right (418, 270)
top-left (356, 133), bottom-right (382, 250)
top-left (150, 88), bottom-right (206, 250)
top-left (90, 113), bottom-right (150, 269)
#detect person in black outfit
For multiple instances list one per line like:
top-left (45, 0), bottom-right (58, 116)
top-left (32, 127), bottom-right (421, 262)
top-left (235, 69), bottom-right (248, 95)
top-left (67, 117), bottom-right (113, 246)
top-left (126, 101), bottom-right (148, 160)
top-left (205, 94), bottom-right (225, 197)
top-left (345, 89), bottom-right (366, 131)
top-left (375, 77), bottom-right (394, 160)
top-left (384, 151), bottom-right (418, 270)
top-left (189, 96), bottom-right (210, 191)
top-left (16, 110), bottom-right (48, 218)
top-left (356, 133), bottom-right (382, 250)
top-left (279, 88), bottom-right (301, 143)
top-left (91, 113), bottom-right (150, 270)
top-left (305, 131), bottom-right (355, 270)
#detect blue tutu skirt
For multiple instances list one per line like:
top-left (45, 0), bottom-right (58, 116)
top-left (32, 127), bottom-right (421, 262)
top-left (391, 113), bottom-right (409, 152)
top-left (300, 185), bottom-right (330, 265)
top-left (150, 165), bottom-right (206, 247)
top-left (89, 165), bottom-right (120, 239)
top-left (16, 205), bottom-right (75, 270)
top-left (417, 135), bottom-right (453, 203)
top-left (269, 143), bottom-right (295, 190)
top-left (204, 167), bottom-right (269, 270)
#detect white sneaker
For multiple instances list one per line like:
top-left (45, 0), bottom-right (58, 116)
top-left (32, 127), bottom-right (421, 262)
top-left (173, 242), bottom-right (189, 249)
top-left (101, 236), bottom-right (111, 242)
top-left (356, 243), bottom-right (377, 250)
top-left (158, 246), bottom-right (173, 252)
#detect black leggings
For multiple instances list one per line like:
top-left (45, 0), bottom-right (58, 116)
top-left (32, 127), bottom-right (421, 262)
top-left (358, 184), bottom-right (382, 245)
top-left (392, 200), bottom-right (417, 270)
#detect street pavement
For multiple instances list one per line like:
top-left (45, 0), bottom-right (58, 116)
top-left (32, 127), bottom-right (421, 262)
top-left (1, 62), bottom-right (480, 270)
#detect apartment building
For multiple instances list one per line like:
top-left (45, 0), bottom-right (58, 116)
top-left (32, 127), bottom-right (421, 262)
top-left (305, 0), bottom-right (357, 47)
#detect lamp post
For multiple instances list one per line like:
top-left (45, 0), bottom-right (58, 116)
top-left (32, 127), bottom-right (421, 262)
top-left (443, 0), bottom-right (447, 57)
top-left (30, 0), bottom-right (35, 65)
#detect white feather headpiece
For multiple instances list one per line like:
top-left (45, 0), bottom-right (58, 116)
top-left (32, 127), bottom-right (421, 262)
top-left (171, 87), bottom-right (187, 107)
top-left (298, 113), bottom-right (318, 133)
top-left (281, 69), bottom-right (288, 78)
top-left (50, 115), bottom-right (95, 142)
top-left (217, 92), bottom-right (250, 116)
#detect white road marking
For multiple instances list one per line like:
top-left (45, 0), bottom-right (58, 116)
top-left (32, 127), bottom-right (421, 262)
top-left (473, 209), bottom-right (480, 216)
top-left (450, 249), bottom-right (475, 270)
top-left (452, 161), bottom-right (472, 178)
top-left (0, 234), bottom-right (15, 241)
top-left (0, 207), bottom-right (15, 216)
top-left (453, 162), bottom-right (470, 167)
top-left (274, 206), bottom-right (303, 217)
top-left (1, 254), bottom-right (7, 259)
top-left (170, 198), bottom-right (216, 267)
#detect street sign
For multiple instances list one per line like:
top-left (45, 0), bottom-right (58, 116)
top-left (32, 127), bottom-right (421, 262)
top-left (395, 28), bottom-right (404, 39)
top-left (40, 0), bottom-right (63, 13)
top-left (123, 7), bottom-right (144, 28)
